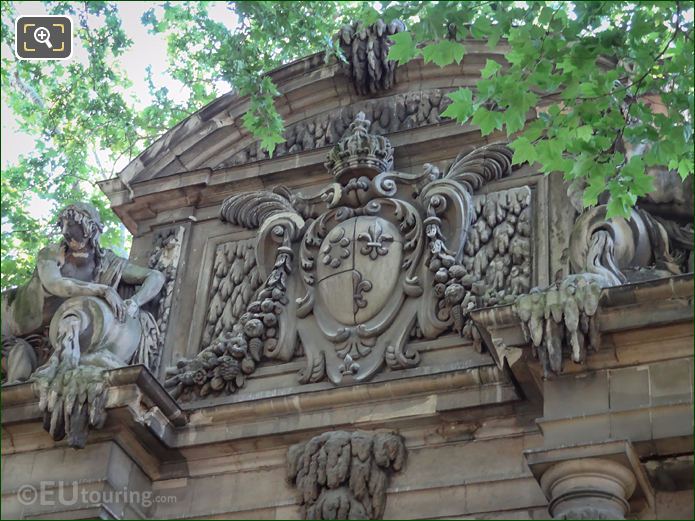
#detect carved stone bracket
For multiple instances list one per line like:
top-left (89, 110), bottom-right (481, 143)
top-left (513, 274), bottom-right (603, 378)
top-left (34, 361), bottom-right (108, 449)
top-left (287, 430), bottom-right (406, 520)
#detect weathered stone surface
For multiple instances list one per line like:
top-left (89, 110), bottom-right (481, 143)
top-left (146, 225), bottom-right (185, 373)
top-left (4, 23), bottom-right (694, 521)
top-left (287, 430), bottom-right (405, 519)
top-left (166, 114), bottom-right (523, 398)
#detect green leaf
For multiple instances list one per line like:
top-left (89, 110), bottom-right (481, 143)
top-left (470, 16), bottom-right (492, 39)
top-left (622, 156), bottom-right (654, 196)
top-left (471, 107), bottom-right (503, 136)
top-left (388, 32), bottom-right (419, 65)
top-left (606, 192), bottom-right (636, 219)
top-left (575, 125), bottom-right (593, 142)
top-left (583, 175), bottom-right (606, 207)
top-left (677, 158), bottom-right (693, 180)
top-left (440, 88), bottom-right (474, 123)
top-left (538, 6), bottom-right (554, 25)
top-left (487, 27), bottom-right (502, 49)
top-left (260, 133), bottom-right (285, 157)
top-left (504, 105), bottom-right (527, 136)
top-left (510, 136), bottom-right (536, 165)
top-left (480, 59), bottom-right (501, 79)
top-left (422, 40), bottom-right (466, 67)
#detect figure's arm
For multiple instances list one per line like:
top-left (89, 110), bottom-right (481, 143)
top-left (37, 247), bottom-right (127, 321)
top-left (120, 262), bottom-right (165, 307)
top-left (37, 248), bottom-right (107, 298)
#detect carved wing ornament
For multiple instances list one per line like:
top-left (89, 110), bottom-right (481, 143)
top-left (166, 112), bottom-right (529, 401)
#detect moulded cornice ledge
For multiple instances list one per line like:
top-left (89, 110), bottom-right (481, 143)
top-left (1, 364), bottom-right (187, 430)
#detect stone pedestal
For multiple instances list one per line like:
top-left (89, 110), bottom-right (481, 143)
top-left (540, 458), bottom-right (636, 519)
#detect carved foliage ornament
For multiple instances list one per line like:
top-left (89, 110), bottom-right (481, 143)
top-left (287, 430), bottom-right (406, 520)
top-left (147, 226), bottom-right (185, 374)
top-left (338, 19), bottom-right (406, 96)
top-left (165, 113), bottom-right (521, 400)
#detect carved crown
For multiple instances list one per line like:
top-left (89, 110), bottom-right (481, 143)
top-left (324, 112), bottom-right (394, 179)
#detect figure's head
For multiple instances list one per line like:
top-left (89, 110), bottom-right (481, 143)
top-left (57, 203), bottom-right (104, 252)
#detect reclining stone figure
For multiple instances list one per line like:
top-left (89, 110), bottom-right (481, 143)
top-left (1, 202), bottom-right (164, 447)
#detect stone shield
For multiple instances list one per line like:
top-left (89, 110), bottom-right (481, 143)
top-left (316, 216), bottom-right (403, 326)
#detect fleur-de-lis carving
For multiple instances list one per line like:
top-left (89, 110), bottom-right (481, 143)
top-left (357, 222), bottom-right (394, 260)
top-left (338, 353), bottom-right (360, 375)
top-left (352, 270), bottom-right (373, 313)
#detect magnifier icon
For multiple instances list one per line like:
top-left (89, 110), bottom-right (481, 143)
top-left (34, 26), bottom-right (52, 48)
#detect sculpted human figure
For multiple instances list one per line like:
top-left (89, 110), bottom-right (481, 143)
top-left (1, 203), bottom-right (165, 383)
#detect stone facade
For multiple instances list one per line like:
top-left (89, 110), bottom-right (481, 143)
top-left (2, 32), bottom-right (693, 520)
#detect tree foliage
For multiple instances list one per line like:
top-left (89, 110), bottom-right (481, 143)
top-left (386, 1), bottom-right (693, 218)
top-left (1, 1), bottom-right (693, 289)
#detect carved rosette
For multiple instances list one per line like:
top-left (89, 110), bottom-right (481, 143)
top-left (287, 430), bottom-right (406, 520)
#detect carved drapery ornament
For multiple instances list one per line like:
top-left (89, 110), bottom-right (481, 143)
top-left (287, 430), bottom-right (406, 520)
top-left (165, 112), bottom-right (531, 400)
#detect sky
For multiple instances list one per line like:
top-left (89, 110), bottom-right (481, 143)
top-left (1, 1), bottom-right (237, 221)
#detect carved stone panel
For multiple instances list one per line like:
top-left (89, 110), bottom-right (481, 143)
top-left (435, 187), bottom-right (533, 348)
top-left (147, 225), bottom-right (185, 374)
top-left (201, 238), bottom-right (262, 350)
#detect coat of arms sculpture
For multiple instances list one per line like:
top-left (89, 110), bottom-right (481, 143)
top-left (165, 113), bottom-right (531, 400)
